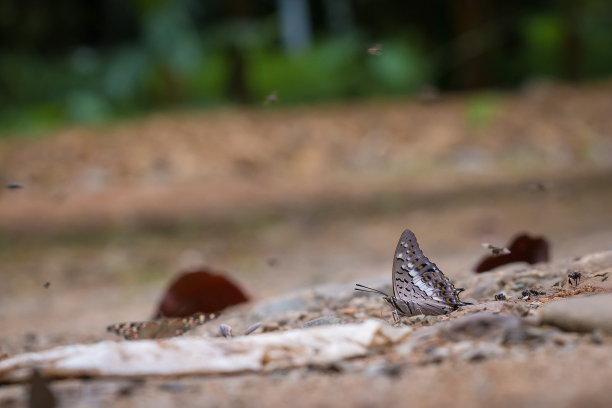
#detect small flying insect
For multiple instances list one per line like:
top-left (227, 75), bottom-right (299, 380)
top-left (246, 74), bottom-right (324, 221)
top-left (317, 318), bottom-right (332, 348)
top-left (367, 44), bottom-right (382, 55)
top-left (5, 183), bottom-right (23, 190)
top-left (264, 91), bottom-right (278, 105)
top-left (527, 182), bottom-right (552, 192)
top-left (494, 292), bottom-right (506, 301)
top-left (568, 271), bottom-right (582, 287)
top-left (481, 243), bottom-right (511, 256)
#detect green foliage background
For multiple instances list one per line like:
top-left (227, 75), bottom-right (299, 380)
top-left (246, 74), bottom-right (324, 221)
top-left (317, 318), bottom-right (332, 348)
top-left (0, 0), bottom-right (611, 134)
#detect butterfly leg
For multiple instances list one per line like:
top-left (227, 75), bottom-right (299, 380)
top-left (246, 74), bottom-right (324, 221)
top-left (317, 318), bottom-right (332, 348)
top-left (392, 309), bottom-right (400, 325)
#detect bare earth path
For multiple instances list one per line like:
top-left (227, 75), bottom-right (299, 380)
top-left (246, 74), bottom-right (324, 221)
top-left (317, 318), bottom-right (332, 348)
top-left (0, 82), bottom-right (611, 406)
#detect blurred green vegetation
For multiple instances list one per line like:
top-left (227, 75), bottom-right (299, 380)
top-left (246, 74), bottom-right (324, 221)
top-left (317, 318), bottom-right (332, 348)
top-left (0, 0), bottom-right (611, 135)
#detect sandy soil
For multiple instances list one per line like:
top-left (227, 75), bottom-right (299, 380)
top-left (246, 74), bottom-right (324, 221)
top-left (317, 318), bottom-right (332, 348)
top-left (0, 81), bottom-right (611, 406)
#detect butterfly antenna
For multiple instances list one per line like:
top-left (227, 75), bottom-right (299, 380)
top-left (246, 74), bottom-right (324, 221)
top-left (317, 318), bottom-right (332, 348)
top-left (354, 283), bottom-right (388, 296)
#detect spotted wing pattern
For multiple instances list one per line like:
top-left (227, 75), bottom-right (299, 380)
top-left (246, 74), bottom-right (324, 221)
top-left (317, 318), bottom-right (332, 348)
top-left (107, 312), bottom-right (218, 340)
top-left (390, 229), bottom-right (467, 316)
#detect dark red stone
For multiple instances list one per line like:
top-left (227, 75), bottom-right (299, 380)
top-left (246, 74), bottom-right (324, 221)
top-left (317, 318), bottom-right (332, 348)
top-left (474, 233), bottom-right (550, 273)
top-left (154, 269), bottom-right (251, 318)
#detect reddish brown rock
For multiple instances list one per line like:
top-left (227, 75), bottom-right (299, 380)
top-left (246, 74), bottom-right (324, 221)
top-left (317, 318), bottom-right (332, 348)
top-left (474, 233), bottom-right (550, 273)
top-left (154, 269), bottom-right (251, 318)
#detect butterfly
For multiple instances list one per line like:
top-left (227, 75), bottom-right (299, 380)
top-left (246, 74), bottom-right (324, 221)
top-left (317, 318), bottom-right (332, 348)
top-left (107, 312), bottom-right (219, 340)
top-left (355, 229), bottom-right (469, 320)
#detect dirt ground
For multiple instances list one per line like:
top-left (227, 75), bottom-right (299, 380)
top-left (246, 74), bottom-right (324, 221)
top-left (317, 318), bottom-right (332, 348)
top-left (1, 81), bottom-right (611, 406)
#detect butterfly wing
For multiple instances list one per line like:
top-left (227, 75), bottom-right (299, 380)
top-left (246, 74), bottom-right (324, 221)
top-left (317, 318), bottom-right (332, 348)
top-left (107, 312), bottom-right (219, 340)
top-left (180, 313), bottom-right (219, 330)
top-left (391, 229), bottom-right (465, 316)
top-left (107, 322), bottom-right (159, 340)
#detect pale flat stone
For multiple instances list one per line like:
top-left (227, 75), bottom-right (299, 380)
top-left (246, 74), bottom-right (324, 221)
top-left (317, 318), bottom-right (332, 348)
top-left (539, 293), bottom-right (612, 334)
top-left (0, 320), bottom-right (412, 383)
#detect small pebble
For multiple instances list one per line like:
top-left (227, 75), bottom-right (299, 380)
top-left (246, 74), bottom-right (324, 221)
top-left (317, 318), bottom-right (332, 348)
top-left (262, 322), bottom-right (280, 332)
top-left (301, 316), bottom-right (344, 328)
top-left (219, 324), bottom-right (232, 338)
top-left (363, 363), bottom-right (402, 378)
top-left (117, 380), bottom-right (144, 397)
top-left (424, 346), bottom-right (451, 364)
top-left (244, 322), bottom-right (262, 335)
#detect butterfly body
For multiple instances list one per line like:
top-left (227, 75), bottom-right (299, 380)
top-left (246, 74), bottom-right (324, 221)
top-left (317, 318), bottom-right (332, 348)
top-left (356, 229), bottom-right (468, 318)
top-left (107, 312), bottom-right (218, 340)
